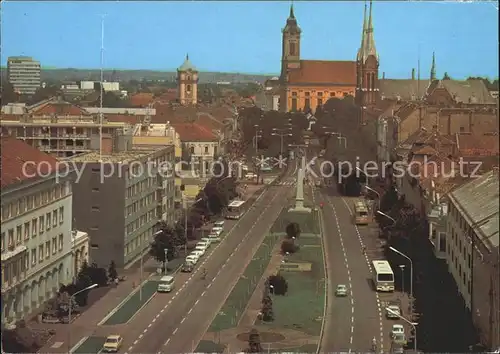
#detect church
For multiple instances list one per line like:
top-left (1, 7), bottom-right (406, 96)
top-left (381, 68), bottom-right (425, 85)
top-left (279, 2), bottom-right (379, 112)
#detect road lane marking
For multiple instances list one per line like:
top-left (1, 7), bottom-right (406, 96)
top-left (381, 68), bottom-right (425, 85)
top-left (341, 197), bottom-right (384, 354)
top-left (188, 308), bottom-right (192, 314)
top-left (133, 340), bottom-right (138, 345)
top-left (152, 318), bottom-right (156, 323)
top-left (173, 328), bottom-right (178, 334)
top-left (207, 283), bottom-right (212, 289)
top-left (128, 184), bottom-right (290, 352)
top-left (195, 299), bottom-right (199, 305)
top-left (180, 317), bottom-right (185, 324)
top-left (201, 290), bottom-right (206, 296)
top-left (147, 324), bottom-right (151, 328)
top-left (139, 334), bottom-right (143, 339)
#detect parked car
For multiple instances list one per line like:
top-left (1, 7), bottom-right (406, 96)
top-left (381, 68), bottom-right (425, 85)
top-left (181, 262), bottom-right (194, 273)
top-left (194, 245), bottom-right (206, 256)
top-left (386, 303), bottom-right (401, 319)
top-left (335, 284), bottom-right (348, 297)
top-left (185, 254), bottom-right (199, 265)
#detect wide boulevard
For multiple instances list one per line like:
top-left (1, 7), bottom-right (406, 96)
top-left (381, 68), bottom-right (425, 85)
top-left (118, 164), bottom-right (298, 354)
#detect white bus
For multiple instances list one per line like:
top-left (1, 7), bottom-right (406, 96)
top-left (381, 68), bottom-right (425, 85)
top-left (225, 200), bottom-right (246, 220)
top-left (372, 260), bottom-right (395, 292)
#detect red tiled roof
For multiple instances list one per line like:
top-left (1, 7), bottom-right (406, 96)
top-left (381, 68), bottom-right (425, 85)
top-left (31, 100), bottom-right (89, 116)
top-left (171, 123), bottom-right (217, 142)
top-left (288, 60), bottom-right (357, 86)
top-left (130, 93), bottom-right (154, 107)
top-left (105, 114), bottom-right (144, 124)
top-left (1, 137), bottom-right (60, 188)
top-left (457, 134), bottom-right (499, 156)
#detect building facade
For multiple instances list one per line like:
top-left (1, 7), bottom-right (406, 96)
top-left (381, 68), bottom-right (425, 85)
top-left (177, 54), bottom-right (199, 105)
top-left (7, 56), bottom-right (41, 95)
top-left (0, 99), bottom-right (133, 158)
top-left (279, 3), bottom-right (379, 113)
top-left (446, 170), bottom-right (500, 350)
top-left (70, 147), bottom-right (175, 268)
top-left (1, 138), bottom-right (74, 325)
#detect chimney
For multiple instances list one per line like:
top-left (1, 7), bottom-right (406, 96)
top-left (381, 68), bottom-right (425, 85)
top-left (382, 72), bottom-right (386, 80)
top-left (411, 69), bottom-right (416, 80)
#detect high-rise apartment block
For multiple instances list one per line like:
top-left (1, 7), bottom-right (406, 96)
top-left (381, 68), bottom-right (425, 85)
top-left (7, 56), bottom-right (41, 95)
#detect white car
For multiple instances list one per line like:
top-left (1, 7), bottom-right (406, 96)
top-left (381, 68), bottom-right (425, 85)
top-left (190, 250), bottom-right (204, 259)
top-left (391, 324), bottom-right (404, 336)
top-left (185, 254), bottom-right (199, 265)
top-left (200, 237), bottom-right (212, 246)
top-left (391, 324), bottom-right (406, 344)
top-left (245, 172), bottom-right (257, 179)
top-left (194, 245), bottom-right (206, 256)
top-left (210, 228), bottom-right (223, 236)
top-left (197, 240), bottom-right (210, 249)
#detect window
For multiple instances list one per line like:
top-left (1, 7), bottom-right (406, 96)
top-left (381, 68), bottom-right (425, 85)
top-left (305, 92), bottom-right (310, 97)
top-left (439, 232), bottom-right (446, 252)
top-left (53, 210), bottom-right (58, 226)
top-left (291, 98), bottom-right (298, 112)
top-left (343, 92), bottom-right (348, 97)
top-left (190, 146), bottom-right (195, 154)
top-left (91, 206), bottom-right (100, 212)
top-left (289, 42), bottom-right (296, 56)
top-left (52, 237), bottom-right (57, 254)
top-left (92, 168), bottom-right (100, 174)
top-left (39, 215), bottom-right (45, 233)
top-left (1, 232), bottom-right (5, 251)
top-left (317, 98), bottom-right (323, 106)
top-left (59, 207), bottom-right (64, 224)
top-left (204, 146), bottom-right (209, 154)
top-left (16, 226), bottom-right (22, 244)
top-left (39, 245), bottom-right (44, 263)
top-left (27, 195), bottom-right (34, 210)
top-left (92, 188), bottom-right (100, 192)
top-left (91, 243), bottom-right (99, 249)
top-left (291, 91), bottom-right (297, 97)
top-left (31, 249), bottom-right (36, 265)
top-left (32, 219), bottom-right (37, 237)
top-left (24, 254), bottom-right (29, 272)
top-left (58, 234), bottom-right (63, 251)
top-left (186, 84), bottom-right (191, 93)
top-left (24, 222), bottom-right (30, 240)
top-left (46, 213), bottom-right (51, 230)
top-left (304, 98), bottom-right (311, 110)
top-left (318, 92), bottom-right (323, 97)
top-left (8, 229), bottom-right (14, 247)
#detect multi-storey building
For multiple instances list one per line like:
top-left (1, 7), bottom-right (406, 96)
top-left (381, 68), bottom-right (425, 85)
top-left (1, 138), bottom-right (74, 325)
top-left (0, 99), bottom-right (133, 158)
top-left (446, 170), bottom-right (500, 350)
top-left (69, 146), bottom-right (175, 268)
top-left (7, 56), bottom-right (41, 95)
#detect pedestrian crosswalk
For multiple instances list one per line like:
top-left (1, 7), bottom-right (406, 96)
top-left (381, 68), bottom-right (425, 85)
top-left (277, 181), bottom-right (297, 186)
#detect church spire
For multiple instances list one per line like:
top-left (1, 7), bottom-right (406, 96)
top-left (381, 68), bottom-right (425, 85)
top-left (365, 0), bottom-right (377, 58)
top-left (289, 3), bottom-right (295, 19)
top-left (357, 1), bottom-right (368, 62)
top-left (430, 52), bottom-right (436, 81)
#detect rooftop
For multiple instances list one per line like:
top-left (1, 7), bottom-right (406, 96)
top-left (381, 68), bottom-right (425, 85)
top-left (1, 137), bottom-right (60, 189)
top-left (171, 122), bottom-right (218, 142)
top-left (67, 150), bottom-right (157, 163)
top-left (288, 60), bottom-right (356, 86)
top-left (449, 170), bottom-right (499, 250)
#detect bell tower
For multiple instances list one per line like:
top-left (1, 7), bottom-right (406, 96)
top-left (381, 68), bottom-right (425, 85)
top-left (356, 0), bottom-right (379, 110)
top-left (281, 4), bottom-right (301, 80)
top-left (177, 54), bottom-right (198, 105)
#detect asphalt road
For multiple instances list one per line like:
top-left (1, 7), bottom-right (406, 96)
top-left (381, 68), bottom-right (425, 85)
top-left (312, 170), bottom-right (384, 353)
top-left (120, 168), bottom-right (298, 354)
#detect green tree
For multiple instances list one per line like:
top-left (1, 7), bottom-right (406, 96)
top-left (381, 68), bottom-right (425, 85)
top-left (285, 222), bottom-right (301, 239)
top-left (246, 328), bottom-right (263, 353)
top-left (149, 227), bottom-right (177, 264)
top-left (1, 82), bottom-right (19, 104)
top-left (261, 295), bottom-right (274, 322)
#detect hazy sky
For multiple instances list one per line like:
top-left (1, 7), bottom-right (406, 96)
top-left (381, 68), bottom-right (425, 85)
top-left (2, 1), bottom-right (498, 79)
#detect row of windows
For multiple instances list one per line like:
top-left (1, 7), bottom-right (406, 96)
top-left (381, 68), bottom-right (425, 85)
top-left (2, 234), bottom-right (64, 288)
top-left (447, 228), bottom-right (472, 296)
top-left (124, 229), bottom-right (153, 257)
top-left (126, 178), bottom-right (156, 199)
top-left (126, 210), bottom-right (156, 236)
top-left (125, 193), bottom-right (155, 218)
top-left (1, 207), bottom-right (65, 252)
top-left (1, 184), bottom-right (68, 223)
top-left (291, 91), bottom-right (354, 98)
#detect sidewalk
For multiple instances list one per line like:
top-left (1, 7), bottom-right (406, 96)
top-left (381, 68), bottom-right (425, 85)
top-left (35, 257), bottom-right (158, 353)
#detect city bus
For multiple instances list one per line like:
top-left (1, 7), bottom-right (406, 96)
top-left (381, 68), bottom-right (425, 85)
top-left (372, 260), bottom-right (395, 292)
top-left (225, 200), bottom-right (246, 220)
top-left (353, 200), bottom-right (371, 225)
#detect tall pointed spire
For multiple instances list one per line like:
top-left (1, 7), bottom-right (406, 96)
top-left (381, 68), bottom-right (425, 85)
top-left (186, 53), bottom-right (189, 61)
top-left (289, 2), bottom-right (295, 19)
top-left (430, 52), bottom-right (436, 81)
top-left (357, 1), bottom-right (368, 61)
top-left (365, 0), bottom-right (377, 58)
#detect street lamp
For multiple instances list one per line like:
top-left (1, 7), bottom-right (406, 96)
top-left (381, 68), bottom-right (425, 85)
top-left (399, 264), bottom-right (406, 293)
top-left (253, 125), bottom-right (262, 155)
top-left (390, 246), bottom-right (414, 311)
top-left (363, 184), bottom-right (381, 215)
top-left (271, 128), bottom-right (293, 162)
top-left (269, 284), bottom-right (274, 295)
top-left (68, 283), bottom-right (98, 352)
top-left (385, 307), bottom-right (418, 351)
top-left (376, 210), bottom-right (396, 225)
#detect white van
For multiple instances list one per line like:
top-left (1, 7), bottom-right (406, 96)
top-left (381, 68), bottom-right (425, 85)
top-left (157, 275), bottom-right (175, 293)
top-left (214, 221), bottom-right (225, 228)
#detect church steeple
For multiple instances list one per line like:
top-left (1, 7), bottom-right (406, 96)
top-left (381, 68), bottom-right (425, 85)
top-left (357, 2), bottom-right (368, 62)
top-left (430, 52), bottom-right (436, 81)
top-left (289, 3), bottom-right (295, 18)
top-left (365, 0), bottom-right (377, 59)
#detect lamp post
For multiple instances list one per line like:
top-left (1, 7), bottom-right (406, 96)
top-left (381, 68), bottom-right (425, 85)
top-left (164, 248), bottom-right (169, 275)
top-left (376, 210), bottom-right (396, 225)
top-left (271, 128), bottom-right (292, 164)
top-left (399, 264), bottom-right (406, 293)
top-left (269, 284), bottom-right (274, 295)
top-left (68, 284), bottom-right (98, 352)
top-left (364, 184), bottom-right (381, 215)
top-left (253, 125), bottom-right (262, 155)
top-left (385, 307), bottom-right (418, 351)
top-left (390, 246), bottom-right (414, 312)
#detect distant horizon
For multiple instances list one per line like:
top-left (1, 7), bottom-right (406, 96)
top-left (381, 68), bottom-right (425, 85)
top-left (2, 2), bottom-right (498, 79)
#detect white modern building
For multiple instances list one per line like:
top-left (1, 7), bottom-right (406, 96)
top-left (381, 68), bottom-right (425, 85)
top-left (1, 138), bottom-right (74, 325)
top-left (7, 56), bottom-right (41, 95)
top-left (446, 170), bottom-right (500, 349)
